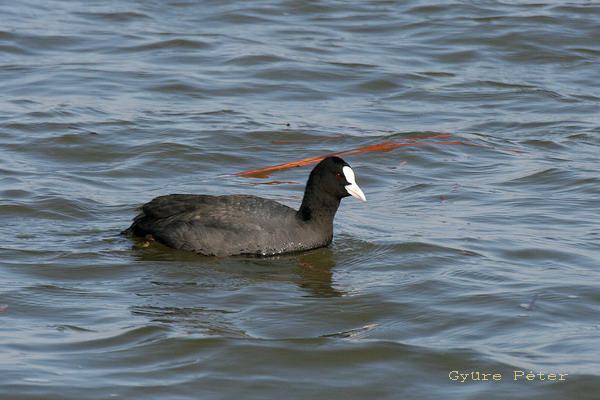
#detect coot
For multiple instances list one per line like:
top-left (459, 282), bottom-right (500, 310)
top-left (123, 156), bottom-right (366, 256)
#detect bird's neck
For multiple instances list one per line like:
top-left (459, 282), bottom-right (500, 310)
top-left (297, 183), bottom-right (341, 224)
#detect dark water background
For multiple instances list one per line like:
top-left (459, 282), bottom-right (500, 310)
top-left (1, 1), bottom-right (599, 399)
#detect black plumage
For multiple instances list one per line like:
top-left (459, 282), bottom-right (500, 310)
top-left (123, 156), bottom-right (365, 256)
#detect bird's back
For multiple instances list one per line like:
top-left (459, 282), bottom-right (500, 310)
top-left (126, 194), bottom-right (332, 256)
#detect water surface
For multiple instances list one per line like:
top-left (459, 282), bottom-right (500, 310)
top-left (1, 1), bottom-right (599, 399)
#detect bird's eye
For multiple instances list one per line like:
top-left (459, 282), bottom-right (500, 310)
top-left (335, 173), bottom-right (343, 180)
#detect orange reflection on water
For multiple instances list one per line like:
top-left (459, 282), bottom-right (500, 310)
top-left (235, 134), bottom-right (481, 178)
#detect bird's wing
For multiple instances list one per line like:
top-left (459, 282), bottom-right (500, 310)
top-left (130, 194), bottom-right (298, 255)
top-left (141, 194), bottom-right (219, 219)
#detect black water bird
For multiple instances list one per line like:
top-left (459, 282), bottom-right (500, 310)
top-left (123, 156), bottom-right (366, 256)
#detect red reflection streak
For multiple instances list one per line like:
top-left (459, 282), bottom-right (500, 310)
top-left (236, 135), bottom-right (487, 178)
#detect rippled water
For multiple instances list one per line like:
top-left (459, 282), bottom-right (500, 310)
top-left (1, 1), bottom-right (599, 399)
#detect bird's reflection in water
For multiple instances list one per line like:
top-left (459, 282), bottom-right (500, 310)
top-left (128, 243), bottom-right (344, 335)
top-left (129, 238), bottom-right (344, 298)
top-left (295, 248), bottom-right (344, 298)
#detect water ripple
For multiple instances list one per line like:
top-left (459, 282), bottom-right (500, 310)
top-left (1, 0), bottom-right (599, 398)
